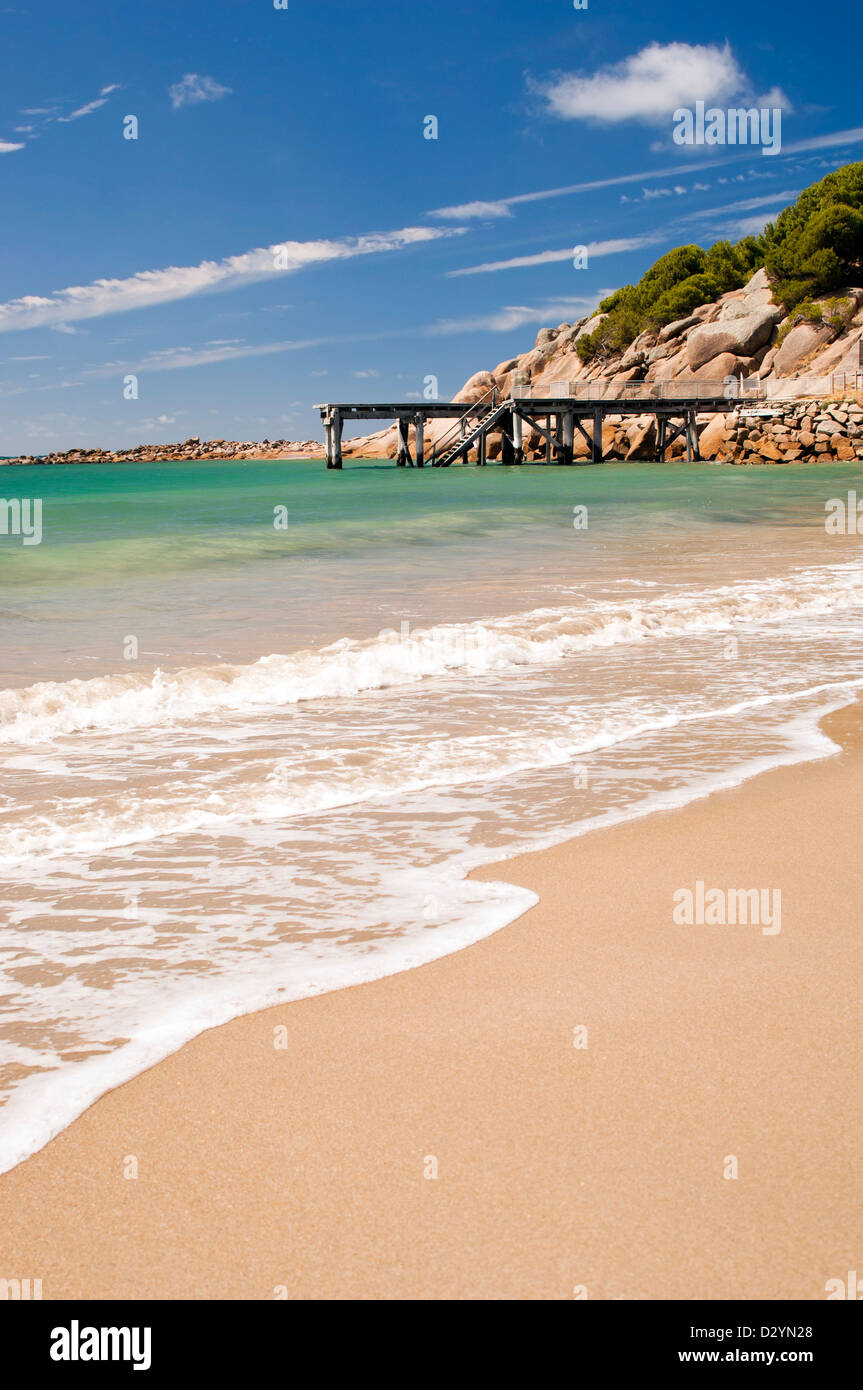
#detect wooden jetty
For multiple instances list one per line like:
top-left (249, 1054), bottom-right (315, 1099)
top-left (316, 380), bottom-right (758, 469)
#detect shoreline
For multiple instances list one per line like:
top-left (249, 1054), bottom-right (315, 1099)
top-left (1, 698), bottom-right (862, 1298)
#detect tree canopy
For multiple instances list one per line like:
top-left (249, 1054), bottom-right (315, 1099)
top-left (576, 162), bottom-right (863, 363)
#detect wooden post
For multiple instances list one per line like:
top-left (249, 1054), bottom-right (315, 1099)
top-left (555, 412), bottom-right (564, 464)
top-left (332, 410), bottom-right (342, 470)
top-left (592, 408), bottom-right (603, 463)
top-left (512, 410), bottom-right (523, 463)
top-left (657, 416), bottom-right (667, 462)
top-left (563, 410), bottom-right (574, 466)
top-left (397, 417), bottom-right (409, 467)
top-left (687, 410), bottom-right (700, 461)
top-left (500, 409), bottom-right (514, 465)
top-left (545, 416), bottom-right (552, 465)
top-left (415, 413), bottom-right (424, 468)
top-left (325, 416), bottom-right (335, 469)
top-left (478, 425), bottom-right (487, 467)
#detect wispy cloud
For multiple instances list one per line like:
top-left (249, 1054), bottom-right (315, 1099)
top-left (432, 157), bottom-right (732, 219)
top-left (780, 125), bottom-right (863, 154)
top-left (0, 224), bottom-right (466, 334)
top-left (86, 293), bottom-right (600, 377)
top-left (429, 200), bottom-right (513, 221)
top-left (428, 297), bottom-right (603, 335)
top-left (104, 337), bottom-right (351, 373)
top-left (169, 73), bottom-right (232, 110)
top-left (14, 84), bottom-right (121, 137)
top-left (430, 125), bottom-right (863, 222)
top-left (680, 189), bottom-right (800, 222)
top-left (57, 97), bottom-right (110, 123)
top-left (0, 139), bottom-right (25, 153)
top-left (726, 212), bottom-right (783, 236)
top-left (447, 235), bottom-right (659, 277)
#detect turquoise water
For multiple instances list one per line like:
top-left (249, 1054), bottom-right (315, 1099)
top-left (2, 455), bottom-right (863, 1172)
top-left (3, 456), bottom-right (862, 682)
top-left (3, 457), bottom-right (858, 587)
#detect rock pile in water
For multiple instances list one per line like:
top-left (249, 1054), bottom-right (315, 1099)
top-left (3, 438), bottom-right (324, 467)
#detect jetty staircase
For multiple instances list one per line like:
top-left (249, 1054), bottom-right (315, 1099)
top-left (430, 388), bottom-right (509, 468)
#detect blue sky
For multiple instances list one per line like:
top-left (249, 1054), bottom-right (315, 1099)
top-left (1, 0), bottom-right (862, 452)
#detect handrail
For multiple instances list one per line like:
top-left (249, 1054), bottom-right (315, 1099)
top-left (512, 379), bottom-right (765, 402)
top-left (430, 384), bottom-right (498, 465)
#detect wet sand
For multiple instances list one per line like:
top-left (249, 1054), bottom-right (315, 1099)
top-left (1, 702), bottom-right (861, 1300)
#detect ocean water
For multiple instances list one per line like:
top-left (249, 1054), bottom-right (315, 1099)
top-left (2, 455), bottom-right (863, 1172)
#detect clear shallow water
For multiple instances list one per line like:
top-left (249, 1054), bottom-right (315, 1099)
top-left (2, 456), bottom-right (863, 1172)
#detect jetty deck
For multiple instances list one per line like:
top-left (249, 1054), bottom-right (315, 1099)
top-left (316, 380), bottom-right (760, 469)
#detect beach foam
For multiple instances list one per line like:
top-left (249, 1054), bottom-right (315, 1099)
top-left (1, 562), bottom-right (862, 747)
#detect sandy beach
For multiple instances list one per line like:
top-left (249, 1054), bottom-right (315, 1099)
top-left (1, 699), bottom-right (860, 1301)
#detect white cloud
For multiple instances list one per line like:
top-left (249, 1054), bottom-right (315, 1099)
top-left (0, 224), bottom-right (466, 334)
top-left (170, 74), bottom-right (232, 110)
top-left (758, 86), bottom-right (791, 111)
top-left (57, 97), bottom-right (109, 123)
top-left (0, 140), bottom-right (25, 153)
top-left (432, 157), bottom-right (728, 219)
top-left (428, 200), bottom-right (512, 221)
top-left (428, 297), bottom-right (603, 335)
top-left (431, 124), bottom-right (863, 224)
top-left (539, 42), bottom-right (746, 123)
top-left (681, 189), bottom-right (799, 221)
top-left (447, 235), bottom-right (658, 277)
top-left (781, 125), bottom-right (863, 155)
top-left (727, 212), bottom-right (782, 236)
top-left (123, 338), bottom-right (338, 372)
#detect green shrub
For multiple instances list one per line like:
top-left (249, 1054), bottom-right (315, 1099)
top-left (571, 161), bottom-right (863, 359)
top-left (774, 301), bottom-right (822, 346)
top-left (647, 272), bottom-right (721, 327)
top-left (823, 295), bottom-right (855, 329)
top-left (762, 163), bottom-right (863, 309)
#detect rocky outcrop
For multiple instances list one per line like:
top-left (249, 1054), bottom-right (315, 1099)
top-left (771, 321), bottom-right (838, 376)
top-left (685, 306), bottom-right (780, 370)
top-left (2, 438), bottom-right (324, 467)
